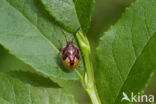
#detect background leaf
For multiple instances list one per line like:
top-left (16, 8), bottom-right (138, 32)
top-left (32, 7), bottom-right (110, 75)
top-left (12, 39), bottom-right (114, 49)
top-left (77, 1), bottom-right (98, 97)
top-left (0, 0), bottom-right (84, 80)
top-left (96, 0), bottom-right (156, 104)
top-left (40, 0), bottom-right (79, 32)
top-left (74, 0), bottom-right (95, 34)
top-left (40, 0), bottom-right (95, 34)
top-left (0, 72), bottom-right (77, 104)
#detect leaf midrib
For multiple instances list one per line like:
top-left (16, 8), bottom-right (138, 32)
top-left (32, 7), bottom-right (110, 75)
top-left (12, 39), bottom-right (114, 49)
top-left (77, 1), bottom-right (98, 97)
top-left (113, 30), bottom-right (156, 103)
top-left (6, 0), bottom-right (59, 53)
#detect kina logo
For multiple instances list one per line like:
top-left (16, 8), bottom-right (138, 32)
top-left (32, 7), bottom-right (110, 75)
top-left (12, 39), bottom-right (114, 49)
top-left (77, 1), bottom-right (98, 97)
top-left (121, 92), bottom-right (154, 103)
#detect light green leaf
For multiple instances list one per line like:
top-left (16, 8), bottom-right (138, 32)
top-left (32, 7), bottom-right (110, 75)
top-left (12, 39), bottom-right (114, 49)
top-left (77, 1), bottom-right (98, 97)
top-left (0, 72), bottom-right (77, 104)
top-left (74, 0), bottom-right (95, 34)
top-left (40, 0), bottom-right (79, 33)
top-left (96, 0), bottom-right (156, 104)
top-left (0, 0), bottom-right (84, 80)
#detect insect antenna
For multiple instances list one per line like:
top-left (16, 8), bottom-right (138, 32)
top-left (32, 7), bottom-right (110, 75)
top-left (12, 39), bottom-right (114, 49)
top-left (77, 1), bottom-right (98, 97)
top-left (72, 27), bottom-right (80, 43)
top-left (60, 28), bottom-right (68, 43)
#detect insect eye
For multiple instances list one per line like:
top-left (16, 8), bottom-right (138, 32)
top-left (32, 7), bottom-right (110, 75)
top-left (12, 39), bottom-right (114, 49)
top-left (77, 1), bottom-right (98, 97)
top-left (63, 54), bottom-right (68, 60)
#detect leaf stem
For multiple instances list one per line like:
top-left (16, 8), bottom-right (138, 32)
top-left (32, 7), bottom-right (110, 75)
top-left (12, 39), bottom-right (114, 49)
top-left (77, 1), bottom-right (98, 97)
top-left (76, 31), bottom-right (101, 104)
top-left (75, 69), bottom-right (83, 81)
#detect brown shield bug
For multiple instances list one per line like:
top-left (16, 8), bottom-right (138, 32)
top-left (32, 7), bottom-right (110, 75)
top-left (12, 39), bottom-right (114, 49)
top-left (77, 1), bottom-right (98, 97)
top-left (60, 28), bottom-right (80, 70)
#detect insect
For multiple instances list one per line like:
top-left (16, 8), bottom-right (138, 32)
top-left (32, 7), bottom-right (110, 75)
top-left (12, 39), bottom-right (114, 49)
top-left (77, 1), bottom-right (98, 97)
top-left (60, 28), bottom-right (80, 70)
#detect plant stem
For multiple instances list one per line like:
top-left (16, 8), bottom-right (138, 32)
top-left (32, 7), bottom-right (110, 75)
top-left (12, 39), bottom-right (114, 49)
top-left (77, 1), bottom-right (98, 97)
top-left (76, 31), bottom-right (101, 104)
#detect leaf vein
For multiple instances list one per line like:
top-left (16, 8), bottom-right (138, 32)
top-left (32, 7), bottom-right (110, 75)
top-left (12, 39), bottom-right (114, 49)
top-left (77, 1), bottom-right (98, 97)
top-left (6, 0), bottom-right (59, 53)
top-left (28, 85), bottom-right (32, 104)
top-left (7, 78), bottom-right (17, 104)
top-left (114, 28), bottom-right (156, 104)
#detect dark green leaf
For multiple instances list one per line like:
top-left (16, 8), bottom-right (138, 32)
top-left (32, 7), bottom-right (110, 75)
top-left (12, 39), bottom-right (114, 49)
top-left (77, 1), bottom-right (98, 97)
top-left (40, 0), bottom-right (79, 33)
top-left (96, 0), bottom-right (156, 104)
top-left (74, 0), bottom-right (95, 34)
top-left (0, 72), bottom-right (77, 104)
top-left (0, 46), bottom-right (32, 72)
top-left (0, 0), bottom-right (84, 80)
top-left (40, 0), bottom-right (95, 34)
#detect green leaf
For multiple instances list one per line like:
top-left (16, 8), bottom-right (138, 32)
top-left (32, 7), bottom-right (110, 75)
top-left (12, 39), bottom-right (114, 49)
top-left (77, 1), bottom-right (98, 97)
top-left (0, 46), bottom-right (90, 104)
top-left (0, 0), bottom-right (84, 80)
top-left (74, 0), bottom-right (95, 34)
top-left (41, 0), bottom-right (95, 34)
top-left (96, 0), bottom-right (156, 104)
top-left (0, 72), bottom-right (77, 104)
top-left (0, 46), bottom-right (32, 72)
top-left (40, 0), bottom-right (79, 33)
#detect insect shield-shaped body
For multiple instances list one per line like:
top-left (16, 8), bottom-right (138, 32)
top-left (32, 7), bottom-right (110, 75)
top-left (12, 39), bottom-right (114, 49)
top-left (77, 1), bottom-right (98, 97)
top-left (61, 42), bottom-right (80, 70)
top-left (60, 28), bottom-right (80, 70)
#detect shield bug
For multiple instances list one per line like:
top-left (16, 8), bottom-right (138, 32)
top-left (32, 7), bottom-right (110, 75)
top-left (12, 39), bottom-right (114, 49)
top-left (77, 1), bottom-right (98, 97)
top-left (60, 28), bottom-right (80, 70)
